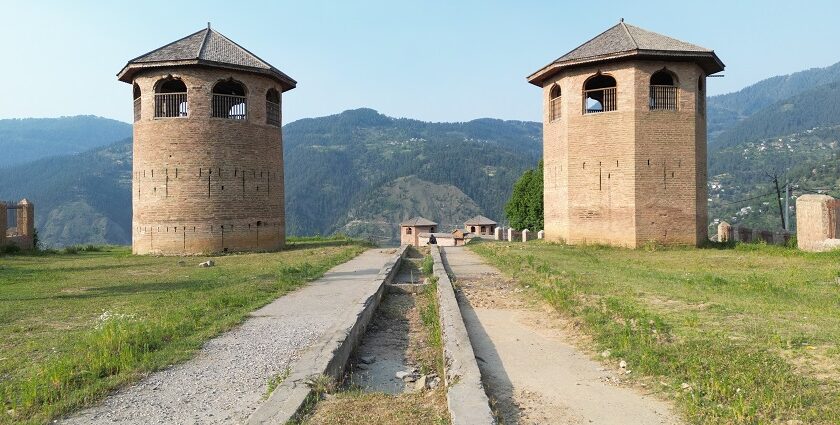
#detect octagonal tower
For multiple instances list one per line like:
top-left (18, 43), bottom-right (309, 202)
top-left (118, 25), bottom-right (296, 254)
top-left (528, 20), bottom-right (724, 247)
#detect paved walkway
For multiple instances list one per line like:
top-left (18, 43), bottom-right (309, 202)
top-left (442, 247), bottom-right (681, 425)
top-left (63, 249), bottom-right (394, 425)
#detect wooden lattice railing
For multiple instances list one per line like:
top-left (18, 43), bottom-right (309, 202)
top-left (649, 85), bottom-right (678, 111)
top-left (154, 93), bottom-right (188, 118)
top-left (583, 87), bottom-right (617, 114)
top-left (212, 94), bottom-right (247, 120)
top-left (266, 100), bottom-right (280, 126)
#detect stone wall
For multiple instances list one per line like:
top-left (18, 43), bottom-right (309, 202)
top-left (131, 67), bottom-right (286, 255)
top-left (541, 60), bottom-right (706, 248)
top-left (417, 234), bottom-right (457, 247)
top-left (718, 223), bottom-right (792, 246)
top-left (796, 194), bottom-right (840, 252)
top-left (0, 199), bottom-right (35, 251)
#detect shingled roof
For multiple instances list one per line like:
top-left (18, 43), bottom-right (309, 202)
top-left (400, 217), bottom-right (438, 227)
top-left (117, 25), bottom-right (296, 91)
top-left (465, 215), bottom-right (497, 226)
top-left (528, 21), bottom-right (724, 86)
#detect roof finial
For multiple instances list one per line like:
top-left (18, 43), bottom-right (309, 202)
top-left (620, 17), bottom-right (624, 23)
top-left (207, 22), bottom-right (211, 29)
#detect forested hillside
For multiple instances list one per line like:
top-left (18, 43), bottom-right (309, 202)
top-left (707, 61), bottom-right (840, 138)
top-left (0, 116), bottom-right (131, 168)
top-left (0, 110), bottom-right (540, 247)
top-left (0, 139), bottom-right (132, 246)
top-left (284, 108), bottom-right (541, 241)
top-left (707, 60), bottom-right (840, 232)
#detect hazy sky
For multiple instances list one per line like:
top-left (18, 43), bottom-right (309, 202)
top-left (1, 0), bottom-right (838, 124)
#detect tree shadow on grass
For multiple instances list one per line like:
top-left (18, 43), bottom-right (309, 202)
top-left (1, 279), bottom-right (215, 302)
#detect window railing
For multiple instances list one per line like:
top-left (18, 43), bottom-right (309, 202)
top-left (549, 96), bottom-right (561, 121)
top-left (154, 93), bottom-right (188, 118)
top-left (133, 98), bottom-right (141, 122)
top-left (650, 85), bottom-right (678, 111)
top-left (583, 87), bottom-right (617, 114)
top-left (266, 100), bottom-right (280, 126)
top-left (212, 94), bottom-right (247, 120)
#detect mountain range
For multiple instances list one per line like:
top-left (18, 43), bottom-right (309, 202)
top-left (0, 110), bottom-right (540, 247)
top-left (0, 116), bottom-right (131, 168)
top-left (707, 62), bottom-right (840, 231)
top-left (2, 59), bottom-right (840, 246)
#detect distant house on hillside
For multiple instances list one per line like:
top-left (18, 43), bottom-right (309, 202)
top-left (400, 217), bottom-right (437, 246)
top-left (464, 215), bottom-right (497, 237)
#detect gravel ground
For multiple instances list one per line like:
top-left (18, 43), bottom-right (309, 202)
top-left (61, 249), bottom-right (392, 425)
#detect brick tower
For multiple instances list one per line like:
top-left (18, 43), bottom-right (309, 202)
top-left (118, 25), bottom-right (296, 255)
top-left (528, 20), bottom-right (724, 247)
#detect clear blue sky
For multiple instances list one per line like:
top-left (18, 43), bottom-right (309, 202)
top-left (1, 0), bottom-right (837, 124)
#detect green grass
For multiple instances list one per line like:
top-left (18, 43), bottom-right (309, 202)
top-left (420, 255), bottom-right (434, 277)
top-left (419, 280), bottom-right (444, 377)
top-left (0, 238), bottom-right (369, 424)
top-left (471, 241), bottom-right (840, 424)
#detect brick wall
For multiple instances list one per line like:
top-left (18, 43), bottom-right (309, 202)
top-left (541, 60), bottom-right (707, 248)
top-left (400, 225), bottom-right (434, 246)
top-left (0, 200), bottom-right (35, 250)
top-left (131, 67), bottom-right (286, 255)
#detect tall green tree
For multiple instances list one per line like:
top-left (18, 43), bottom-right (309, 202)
top-left (505, 161), bottom-right (543, 231)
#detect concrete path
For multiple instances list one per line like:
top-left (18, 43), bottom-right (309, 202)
top-left (62, 248), bottom-right (394, 425)
top-left (442, 247), bottom-right (681, 425)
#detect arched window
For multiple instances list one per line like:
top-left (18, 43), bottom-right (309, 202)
top-left (266, 88), bottom-right (280, 126)
top-left (697, 76), bottom-right (706, 115)
top-left (549, 84), bottom-right (562, 121)
top-left (649, 69), bottom-right (678, 111)
top-left (154, 78), bottom-right (188, 118)
top-left (583, 74), bottom-right (617, 114)
top-left (406, 227), bottom-right (412, 235)
top-left (133, 83), bottom-right (142, 122)
top-left (212, 80), bottom-right (247, 120)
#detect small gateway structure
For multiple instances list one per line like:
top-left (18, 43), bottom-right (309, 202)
top-left (118, 24), bottom-right (295, 255)
top-left (0, 199), bottom-right (35, 251)
top-left (400, 217), bottom-right (437, 246)
top-left (529, 20), bottom-right (724, 247)
top-left (464, 215), bottom-right (497, 237)
top-left (796, 194), bottom-right (840, 252)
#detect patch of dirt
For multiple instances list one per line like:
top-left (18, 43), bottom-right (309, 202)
top-left (779, 346), bottom-right (840, 383)
top-left (304, 391), bottom-right (447, 425)
top-left (454, 274), bottom-right (526, 310)
top-left (647, 296), bottom-right (715, 311)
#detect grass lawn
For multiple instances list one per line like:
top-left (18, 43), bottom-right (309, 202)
top-left (471, 241), bottom-right (840, 424)
top-left (0, 238), bottom-right (369, 425)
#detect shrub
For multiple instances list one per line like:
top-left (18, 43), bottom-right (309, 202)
top-left (421, 255), bottom-right (434, 277)
top-left (1, 244), bottom-right (21, 255)
top-left (62, 246), bottom-right (80, 255)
